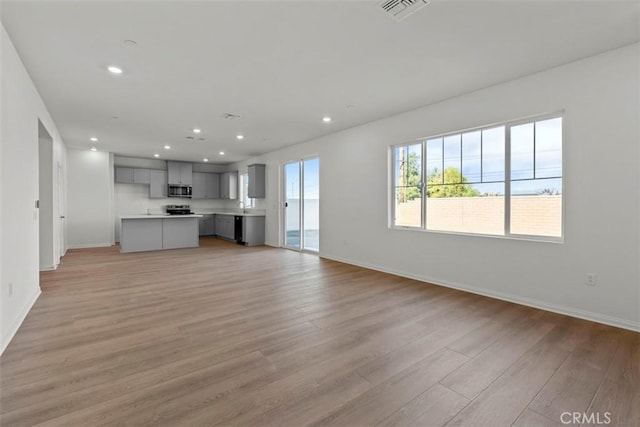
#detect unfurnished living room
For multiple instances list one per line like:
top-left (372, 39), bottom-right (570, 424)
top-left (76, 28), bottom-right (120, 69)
top-left (0, 1), bottom-right (639, 426)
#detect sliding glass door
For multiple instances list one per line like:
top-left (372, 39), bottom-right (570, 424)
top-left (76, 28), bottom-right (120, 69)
top-left (284, 161), bottom-right (301, 248)
top-left (283, 157), bottom-right (319, 252)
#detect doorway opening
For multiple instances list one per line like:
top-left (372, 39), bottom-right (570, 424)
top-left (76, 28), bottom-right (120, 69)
top-left (38, 120), bottom-right (55, 270)
top-left (283, 157), bottom-right (319, 252)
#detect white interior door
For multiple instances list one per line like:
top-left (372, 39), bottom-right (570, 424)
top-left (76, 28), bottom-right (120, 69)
top-left (57, 162), bottom-right (65, 258)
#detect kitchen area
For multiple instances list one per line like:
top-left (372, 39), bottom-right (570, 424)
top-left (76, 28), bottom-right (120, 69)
top-left (115, 156), bottom-right (266, 253)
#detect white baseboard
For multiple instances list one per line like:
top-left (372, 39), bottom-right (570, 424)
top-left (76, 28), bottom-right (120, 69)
top-left (321, 254), bottom-right (640, 333)
top-left (1, 288), bottom-right (42, 356)
top-left (66, 242), bottom-right (113, 249)
top-left (39, 264), bottom-right (57, 271)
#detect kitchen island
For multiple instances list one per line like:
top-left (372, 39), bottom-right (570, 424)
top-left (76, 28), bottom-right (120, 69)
top-left (120, 214), bottom-right (202, 253)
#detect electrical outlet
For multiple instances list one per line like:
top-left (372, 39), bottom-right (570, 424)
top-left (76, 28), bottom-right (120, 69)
top-left (586, 273), bottom-right (597, 286)
top-left (8, 282), bottom-right (13, 296)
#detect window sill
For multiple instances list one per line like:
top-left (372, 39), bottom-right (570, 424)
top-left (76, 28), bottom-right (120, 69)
top-left (389, 225), bottom-right (564, 244)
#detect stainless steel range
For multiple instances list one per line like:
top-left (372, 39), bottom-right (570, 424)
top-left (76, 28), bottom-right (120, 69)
top-left (165, 205), bottom-right (193, 215)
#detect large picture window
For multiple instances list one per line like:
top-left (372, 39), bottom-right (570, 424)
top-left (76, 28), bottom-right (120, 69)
top-left (391, 115), bottom-right (562, 240)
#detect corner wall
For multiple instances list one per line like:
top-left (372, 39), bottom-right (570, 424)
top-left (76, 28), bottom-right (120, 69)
top-left (232, 43), bottom-right (640, 330)
top-left (1, 25), bottom-right (67, 354)
top-left (66, 149), bottom-right (113, 248)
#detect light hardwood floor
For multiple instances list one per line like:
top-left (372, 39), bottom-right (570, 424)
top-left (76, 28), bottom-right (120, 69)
top-left (1, 238), bottom-right (638, 426)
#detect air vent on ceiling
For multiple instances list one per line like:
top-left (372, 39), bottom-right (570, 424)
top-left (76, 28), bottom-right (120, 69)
top-left (379, 0), bottom-right (429, 21)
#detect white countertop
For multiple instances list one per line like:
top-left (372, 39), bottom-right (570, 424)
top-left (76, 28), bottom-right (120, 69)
top-left (193, 211), bottom-right (266, 217)
top-left (121, 214), bottom-right (203, 220)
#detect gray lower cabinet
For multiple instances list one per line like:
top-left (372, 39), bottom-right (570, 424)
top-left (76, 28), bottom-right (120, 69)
top-left (198, 214), bottom-right (215, 236)
top-left (149, 170), bottom-right (167, 198)
top-left (120, 218), bottom-right (163, 252)
top-left (213, 214), bottom-right (264, 245)
top-left (163, 218), bottom-right (199, 249)
top-left (240, 216), bottom-right (265, 246)
top-left (120, 217), bottom-right (199, 252)
top-left (214, 215), bottom-right (235, 240)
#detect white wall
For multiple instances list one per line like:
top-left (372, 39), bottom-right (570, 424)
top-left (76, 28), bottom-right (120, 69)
top-left (232, 44), bottom-right (640, 331)
top-left (1, 25), bottom-right (67, 354)
top-left (38, 132), bottom-right (53, 269)
top-left (66, 149), bottom-right (113, 248)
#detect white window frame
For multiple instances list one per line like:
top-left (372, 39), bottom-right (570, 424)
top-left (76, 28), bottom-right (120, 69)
top-left (240, 173), bottom-right (254, 208)
top-left (389, 112), bottom-right (564, 243)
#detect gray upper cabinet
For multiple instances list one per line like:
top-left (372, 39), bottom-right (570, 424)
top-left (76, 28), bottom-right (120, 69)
top-left (149, 170), bottom-right (167, 198)
top-left (134, 168), bottom-right (150, 184)
top-left (193, 172), bottom-right (220, 199)
top-left (115, 167), bottom-right (135, 183)
top-left (219, 171), bottom-right (238, 200)
top-left (207, 173), bottom-right (219, 199)
top-left (247, 164), bottom-right (266, 198)
top-left (116, 167), bottom-right (153, 184)
top-left (167, 161), bottom-right (193, 186)
top-left (192, 172), bottom-right (207, 199)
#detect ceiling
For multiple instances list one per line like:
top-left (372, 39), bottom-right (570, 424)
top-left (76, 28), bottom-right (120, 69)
top-left (2, 1), bottom-right (638, 164)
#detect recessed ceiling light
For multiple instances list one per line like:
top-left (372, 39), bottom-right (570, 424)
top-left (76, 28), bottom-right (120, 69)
top-left (107, 66), bottom-right (123, 74)
top-left (236, 134), bottom-right (244, 140)
top-left (90, 147), bottom-right (97, 152)
top-left (164, 145), bottom-right (171, 150)
top-left (90, 137), bottom-right (98, 142)
top-left (153, 154), bottom-right (160, 158)
top-left (219, 151), bottom-right (225, 156)
top-left (322, 116), bottom-right (332, 123)
top-left (203, 158), bottom-right (209, 162)
top-left (193, 128), bottom-right (201, 134)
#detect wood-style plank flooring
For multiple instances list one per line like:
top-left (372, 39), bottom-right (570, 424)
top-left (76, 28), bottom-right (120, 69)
top-left (1, 238), bottom-right (638, 426)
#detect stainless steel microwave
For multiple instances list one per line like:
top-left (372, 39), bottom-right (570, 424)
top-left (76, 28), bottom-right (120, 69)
top-left (168, 185), bottom-right (192, 198)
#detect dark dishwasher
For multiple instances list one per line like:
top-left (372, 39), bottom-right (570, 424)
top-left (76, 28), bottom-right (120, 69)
top-left (234, 216), bottom-right (243, 243)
